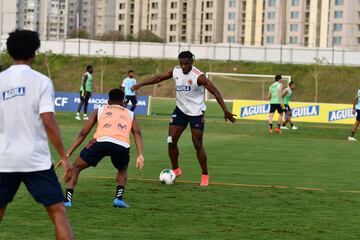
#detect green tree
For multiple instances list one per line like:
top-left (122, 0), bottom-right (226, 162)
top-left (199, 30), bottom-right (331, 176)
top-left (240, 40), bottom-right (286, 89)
top-left (68, 28), bottom-right (90, 39)
top-left (126, 30), bottom-right (165, 43)
top-left (96, 31), bottom-right (125, 41)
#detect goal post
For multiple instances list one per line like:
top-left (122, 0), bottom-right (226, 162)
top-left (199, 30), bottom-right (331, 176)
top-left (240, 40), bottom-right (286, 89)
top-left (205, 72), bottom-right (292, 101)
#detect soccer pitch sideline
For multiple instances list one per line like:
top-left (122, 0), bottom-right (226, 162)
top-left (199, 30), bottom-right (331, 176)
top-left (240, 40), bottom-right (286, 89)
top-left (1, 99), bottom-right (360, 240)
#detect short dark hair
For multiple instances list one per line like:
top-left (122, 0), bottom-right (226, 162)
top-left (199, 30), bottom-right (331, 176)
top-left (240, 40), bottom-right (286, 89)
top-left (108, 88), bottom-right (124, 102)
top-left (86, 65), bottom-right (93, 71)
top-left (128, 70), bottom-right (134, 74)
top-left (289, 81), bottom-right (295, 85)
top-left (178, 51), bottom-right (194, 60)
top-left (6, 29), bottom-right (40, 60)
top-left (275, 75), bottom-right (282, 81)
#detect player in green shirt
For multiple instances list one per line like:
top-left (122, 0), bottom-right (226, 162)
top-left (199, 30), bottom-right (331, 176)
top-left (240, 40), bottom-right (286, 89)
top-left (267, 75), bottom-right (284, 133)
top-left (281, 81), bottom-right (298, 130)
top-left (75, 65), bottom-right (93, 120)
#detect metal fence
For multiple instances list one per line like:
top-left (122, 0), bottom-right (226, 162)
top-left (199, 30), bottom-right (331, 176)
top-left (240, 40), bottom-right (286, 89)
top-left (1, 38), bottom-right (359, 66)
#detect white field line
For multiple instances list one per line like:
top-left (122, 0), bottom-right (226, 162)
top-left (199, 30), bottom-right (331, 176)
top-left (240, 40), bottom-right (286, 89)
top-left (77, 175), bottom-right (360, 194)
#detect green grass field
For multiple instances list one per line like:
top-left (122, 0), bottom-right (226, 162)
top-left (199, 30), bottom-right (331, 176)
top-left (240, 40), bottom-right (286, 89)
top-left (1, 99), bottom-right (360, 240)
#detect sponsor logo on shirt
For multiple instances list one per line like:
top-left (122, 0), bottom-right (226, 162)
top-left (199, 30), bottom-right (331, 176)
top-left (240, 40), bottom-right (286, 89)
top-left (2, 87), bottom-right (26, 101)
top-left (328, 108), bottom-right (356, 122)
top-left (240, 104), bottom-right (270, 117)
top-left (292, 106), bottom-right (320, 118)
top-left (118, 123), bottom-right (127, 131)
top-left (104, 112), bottom-right (113, 117)
top-left (176, 85), bottom-right (191, 91)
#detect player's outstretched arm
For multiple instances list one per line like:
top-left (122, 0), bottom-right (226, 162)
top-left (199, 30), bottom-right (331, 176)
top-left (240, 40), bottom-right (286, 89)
top-left (198, 75), bottom-right (236, 123)
top-left (131, 69), bottom-right (173, 91)
top-left (66, 111), bottom-right (98, 158)
top-left (41, 112), bottom-right (73, 182)
top-left (131, 117), bottom-right (144, 170)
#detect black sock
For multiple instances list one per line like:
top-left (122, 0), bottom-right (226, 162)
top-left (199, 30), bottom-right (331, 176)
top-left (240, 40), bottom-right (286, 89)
top-left (130, 106), bottom-right (136, 111)
top-left (65, 189), bottom-right (74, 202)
top-left (277, 123), bottom-right (281, 129)
top-left (282, 123), bottom-right (286, 127)
top-left (290, 123), bottom-right (294, 127)
top-left (269, 124), bottom-right (273, 129)
top-left (115, 185), bottom-right (125, 200)
top-left (351, 131), bottom-right (355, 137)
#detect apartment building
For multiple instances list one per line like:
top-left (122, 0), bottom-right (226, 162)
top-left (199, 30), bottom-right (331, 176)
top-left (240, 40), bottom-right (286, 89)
top-left (263, 0), bottom-right (360, 48)
top-left (221, 0), bottom-right (360, 49)
top-left (326, 0), bottom-right (360, 49)
top-left (141, 0), bottom-right (167, 39)
top-left (165, 0), bottom-right (196, 43)
top-left (193, 0), bottom-right (225, 44)
top-left (0, 0), bottom-right (17, 38)
top-left (68, 0), bottom-right (116, 38)
top-left (115, 0), bottom-right (143, 37)
top-left (47, 0), bottom-right (68, 40)
top-left (114, 0), bottom-right (225, 43)
top-left (223, 0), bottom-right (245, 44)
top-left (16, 0), bottom-right (45, 37)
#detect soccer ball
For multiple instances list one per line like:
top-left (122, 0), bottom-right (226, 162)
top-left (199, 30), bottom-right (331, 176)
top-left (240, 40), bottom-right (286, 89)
top-left (159, 169), bottom-right (176, 185)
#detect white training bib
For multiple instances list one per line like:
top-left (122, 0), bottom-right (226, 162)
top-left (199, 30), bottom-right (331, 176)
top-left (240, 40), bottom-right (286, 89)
top-left (172, 66), bottom-right (206, 116)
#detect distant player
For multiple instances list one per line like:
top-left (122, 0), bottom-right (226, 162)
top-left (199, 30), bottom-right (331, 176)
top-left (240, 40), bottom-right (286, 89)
top-left (121, 70), bottom-right (137, 111)
top-left (268, 75), bottom-right (284, 133)
top-left (0, 30), bottom-right (73, 239)
top-left (281, 81), bottom-right (298, 130)
top-left (75, 65), bottom-right (93, 120)
top-left (348, 89), bottom-right (360, 141)
top-left (64, 88), bottom-right (144, 208)
top-left (131, 51), bottom-right (236, 186)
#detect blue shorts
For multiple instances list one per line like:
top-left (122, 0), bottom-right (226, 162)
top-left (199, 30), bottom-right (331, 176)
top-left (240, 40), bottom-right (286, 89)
top-left (80, 141), bottom-right (130, 170)
top-left (125, 95), bottom-right (137, 105)
top-left (356, 109), bottom-right (360, 121)
top-left (169, 106), bottom-right (205, 130)
top-left (284, 104), bottom-right (291, 113)
top-left (0, 167), bottom-right (64, 208)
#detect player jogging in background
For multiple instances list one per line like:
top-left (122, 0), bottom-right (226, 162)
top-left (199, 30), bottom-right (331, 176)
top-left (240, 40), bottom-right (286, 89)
top-left (75, 65), bottom-right (93, 120)
top-left (64, 88), bottom-right (144, 208)
top-left (121, 70), bottom-right (138, 111)
top-left (131, 51), bottom-right (236, 187)
top-left (348, 89), bottom-right (360, 141)
top-left (281, 81), bottom-right (298, 130)
top-left (0, 30), bottom-right (73, 239)
top-left (268, 75), bottom-right (284, 133)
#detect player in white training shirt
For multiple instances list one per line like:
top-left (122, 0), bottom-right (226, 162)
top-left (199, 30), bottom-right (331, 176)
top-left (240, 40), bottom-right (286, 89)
top-left (132, 51), bottom-right (236, 186)
top-left (121, 70), bottom-right (138, 111)
top-left (0, 30), bottom-right (73, 239)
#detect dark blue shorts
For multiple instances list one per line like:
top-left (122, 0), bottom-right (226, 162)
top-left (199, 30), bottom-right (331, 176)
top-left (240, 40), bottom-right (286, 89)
top-left (169, 106), bottom-right (205, 130)
top-left (80, 141), bottom-right (130, 170)
top-left (284, 104), bottom-right (291, 113)
top-left (356, 109), bottom-right (360, 121)
top-left (125, 95), bottom-right (137, 105)
top-left (0, 167), bottom-right (64, 208)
